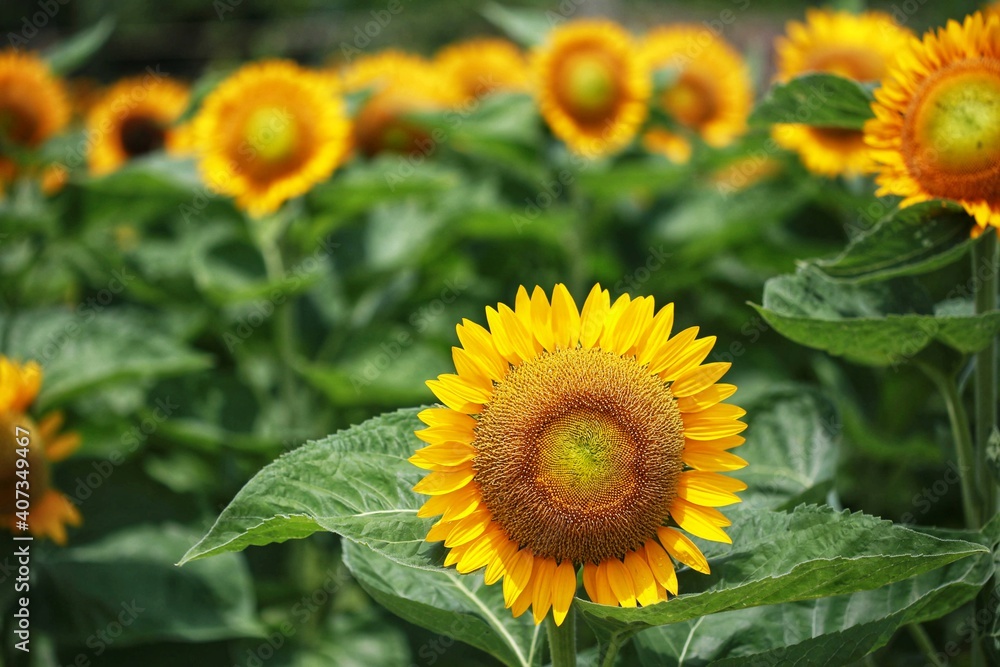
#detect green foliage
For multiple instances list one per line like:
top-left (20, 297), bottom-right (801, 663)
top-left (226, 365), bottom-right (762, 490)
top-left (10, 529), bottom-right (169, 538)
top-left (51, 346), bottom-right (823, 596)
top-left (749, 73), bottom-right (875, 129)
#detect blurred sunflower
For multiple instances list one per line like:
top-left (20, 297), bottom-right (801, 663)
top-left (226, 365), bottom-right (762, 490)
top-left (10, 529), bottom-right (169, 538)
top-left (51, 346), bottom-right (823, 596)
top-left (772, 10), bottom-right (913, 177)
top-left (86, 75), bottom-right (191, 175)
top-left (436, 38), bottom-right (528, 102)
top-left (413, 284), bottom-right (746, 625)
top-left (193, 60), bottom-right (351, 216)
top-left (866, 11), bottom-right (1000, 233)
top-left (0, 357), bottom-right (81, 545)
top-left (642, 26), bottom-right (752, 163)
top-left (533, 20), bottom-right (651, 158)
top-left (0, 50), bottom-right (70, 189)
top-left (341, 51), bottom-right (461, 158)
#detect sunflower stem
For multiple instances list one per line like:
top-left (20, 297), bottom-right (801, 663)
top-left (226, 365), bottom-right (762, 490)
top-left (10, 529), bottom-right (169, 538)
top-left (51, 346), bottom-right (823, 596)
top-left (546, 612), bottom-right (577, 667)
top-left (917, 362), bottom-right (980, 530)
top-left (907, 624), bottom-right (944, 667)
top-left (972, 228), bottom-right (998, 523)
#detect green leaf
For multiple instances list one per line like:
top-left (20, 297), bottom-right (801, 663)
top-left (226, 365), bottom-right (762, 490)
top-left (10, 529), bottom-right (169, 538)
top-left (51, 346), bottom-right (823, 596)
top-left (42, 17), bottom-right (116, 75)
top-left (343, 540), bottom-right (544, 667)
top-left (736, 386), bottom-right (839, 510)
top-left (750, 73), bottom-right (875, 129)
top-left (0, 308), bottom-right (211, 410)
top-left (180, 408), bottom-right (432, 567)
top-left (37, 524), bottom-right (262, 645)
top-left (815, 202), bottom-right (979, 283)
top-left (634, 523), bottom-right (994, 666)
top-left (576, 505), bottom-right (986, 631)
top-left (480, 3), bottom-right (554, 46)
top-left (752, 266), bottom-right (1000, 365)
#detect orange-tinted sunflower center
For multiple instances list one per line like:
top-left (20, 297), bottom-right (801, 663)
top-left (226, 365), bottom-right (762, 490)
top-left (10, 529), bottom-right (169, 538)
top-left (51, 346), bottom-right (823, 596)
top-left (808, 126), bottom-right (867, 150)
top-left (0, 100), bottom-right (41, 147)
top-left (0, 412), bottom-right (49, 515)
top-left (661, 70), bottom-right (718, 129)
top-left (120, 115), bottom-right (166, 157)
top-left (245, 107), bottom-right (300, 164)
top-left (803, 45), bottom-right (887, 81)
top-left (902, 58), bottom-right (1000, 202)
top-left (473, 347), bottom-right (684, 565)
top-left (556, 49), bottom-right (621, 122)
top-left (353, 95), bottom-right (430, 158)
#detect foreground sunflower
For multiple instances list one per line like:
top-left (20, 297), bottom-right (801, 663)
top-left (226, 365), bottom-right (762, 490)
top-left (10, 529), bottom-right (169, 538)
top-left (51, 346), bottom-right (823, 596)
top-left (193, 60), bottom-right (351, 216)
top-left (866, 11), bottom-right (1000, 232)
top-left (412, 284), bottom-right (747, 625)
top-left (0, 357), bottom-right (81, 545)
top-left (772, 10), bottom-right (913, 177)
top-left (0, 49), bottom-right (70, 188)
top-left (86, 75), bottom-right (190, 175)
top-left (533, 21), bottom-right (651, 158)
top-left (341, 51), bottom-right (462, 158)
top-left (642, 26), bottom-right (752, 163)
top-left (435, 38), bottom-right (528, 102)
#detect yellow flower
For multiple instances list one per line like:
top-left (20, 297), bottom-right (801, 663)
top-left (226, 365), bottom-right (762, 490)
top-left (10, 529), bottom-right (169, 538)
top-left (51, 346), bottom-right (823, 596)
top-left (642, 26), bottom-right (752, 162)
top-left (0, 49), bottom-right (70, 190)
top-left (772, 9), bottom-right (913, 177)
top-left (341, 51), bottom-right (462, 158)
top-left (413, 284), bottom-right (747, 625)
top-left (436, 38), bottom-right (529, 102)
top-left (533, 20), bottom-right (651, 158)
top-left (0, 358), bottom-right (81, 545)
top-left (193, 60), bottom-right (351, 216)
top-left (86, 75), bottom-right (191, 175)
top-left (865, 11), bottom-right (1000, 232)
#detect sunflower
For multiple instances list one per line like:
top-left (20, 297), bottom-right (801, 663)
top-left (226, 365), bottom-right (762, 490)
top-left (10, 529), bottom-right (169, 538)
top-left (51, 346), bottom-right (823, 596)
top-left (865, 11), bottom-right (1000, 232)
top-left (86, 75), bottom-right (191, 175)
top-left (0, 357), bottom-right (81, 545)
top-left (436, 38), bottom-right (529, 102)
top-left (772, 10), bottom-right (913, 177)
top-left (641, 26), bottom-right (752, 162)
top-left (412, 284), bottom-right (747, 625)
top-left (0, 49), bottom-right (70, 189)
top-left (193, 60), bottom-right (351, 216)
top-left (533, 20), bottom-right (651, 158)
top-left (341, 51), bottom-right (462, 158)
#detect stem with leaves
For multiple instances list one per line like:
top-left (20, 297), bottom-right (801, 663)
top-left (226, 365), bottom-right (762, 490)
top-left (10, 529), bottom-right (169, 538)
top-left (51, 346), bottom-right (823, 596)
top-left (973, 229), bottom-right (998, 521)
top-left (546, 612), bottom-right (576, 667)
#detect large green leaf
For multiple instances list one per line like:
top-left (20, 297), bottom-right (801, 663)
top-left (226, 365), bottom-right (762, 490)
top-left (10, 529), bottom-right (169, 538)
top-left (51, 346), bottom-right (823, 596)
top-left (42, 17), bottom-right (115, 75)
top-left (815, 202), bottom-right (980, 283)
top-left (343, 540), bottom-right (544, 667)
top-left (752, 266), bottom-right (1000, 365)
top-left (0, 308), bottom-right (211, 409)
top-left (37, 524), bottom-right (262, 646)
top-left (749, 73), bottom-right (875, 129)
top-left (736, 386), bottom-right (839, 510)
top-left (634, 523), bottom-right (994, 666)
top-left (576, 505), bottom-right (986, 631)
top-left (180, 408), bottom-right (431, 567)
top-left (480, 2), bottom-right (553, 46)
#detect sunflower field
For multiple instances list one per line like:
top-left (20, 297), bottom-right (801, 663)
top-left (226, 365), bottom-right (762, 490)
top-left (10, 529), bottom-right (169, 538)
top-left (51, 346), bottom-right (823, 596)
top-left (2, 0), bottom-right (1000, 665)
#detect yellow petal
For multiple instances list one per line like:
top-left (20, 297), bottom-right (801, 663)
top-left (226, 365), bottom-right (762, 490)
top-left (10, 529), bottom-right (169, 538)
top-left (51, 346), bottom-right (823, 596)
top-left (682, 448), bottom-right (748, 471)
top-left (413, 467), bottom-right (475, 495)
top-left (531, 557), bottom-right (558, 624)
top-left (514, 285), bottom-right (533, 330)
top-left (686, 403), bottom-right (747, 422)
top-left (444, 510), bottom-right (491, 547)
top-left (605, 558), bottom-right (636, 607)
top-left (683, 419), bottom-right (748, 440)
top-left (416, 485), bottom-right (480, 520)
top-left (671, 362), bottom-right (732, 397)
top-left (551, 560), bottom-right (578, 626)
top-left (457, 528), bottom-right (503, 573)
top-left (643, 539), bottom-right (678, 594)
top-left (657, 526), bottom-right (711, 574)
top-left (499, 303), bottom-right (539, 363)
top-left (456, 319), bottom-right (509, 381)
top-left (503, 549), bottom-right (534, 608)
top-left (550, 283), bottom-right (581, 349)
top-left (623, 550), bottom-right (659, 607)
top-left (662, 336), bottom-right (716, 380)
top-left (670, 498), bottom-right (732, 543)
top-left (530, 285), bottom-right (556, 351)
top-left (649, 326), bottom-right (699, 376)
top-left (415, 423), bottom-right (475, 446)
top-left (412, 441), bottom-right (476, 466)
top-left (685, 434), bottom-right (745, 451)
top-left (607, 296), bottom-right (651, 355)
top-left (636, 303), bottom-right (675, 367)
top-left (676, 383), bottom-right (738, 413)
top-left (582, 562), bottom-right (600, 602)
top-left (485, 539), bottom-right (518, 585)
top-left (426, 376), bottom-right (486, 414)
top-left (485, 306), bottom-right (522, 365)
top-left (677, 471), bottom-right (746, 507)
top-left (452, 346), bottom-right (495, 393)
top-left (579, 284), bottom-right (610, 349)
top-left (418, 407), bottom-right (477, 429)
top-left (595, 560), bottom-right (616, 606)
top-left (598, 293), bottom-right (631, 351)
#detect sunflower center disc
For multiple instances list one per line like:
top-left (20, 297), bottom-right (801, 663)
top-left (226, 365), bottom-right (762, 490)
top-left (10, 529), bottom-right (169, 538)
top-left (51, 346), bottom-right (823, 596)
top-left (561, 52), bottom-right (618, 121)
top-left (245, 107), bottom-right (299, 163)
top-left (903, 58), bottom-right (1000, 201)
top-left (120, 115), bottom-right (166, 157)
top-left (473, 347), bottom-right (684, 564)
top-left (661, 71), bottom-right (717, 129)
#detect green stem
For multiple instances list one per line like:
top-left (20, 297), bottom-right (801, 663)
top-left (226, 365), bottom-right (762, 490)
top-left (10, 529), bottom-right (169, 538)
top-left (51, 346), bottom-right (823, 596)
top-left (973, 229), bottom-right (998, 522)
top-left (546, 612), bottom-right (576, 667)
top-left (918, 362), bottom-right (980, 530)
top-left (599, 629), bottom-right (633, 667)
top-left (907, 624), bottom-right (943, 667)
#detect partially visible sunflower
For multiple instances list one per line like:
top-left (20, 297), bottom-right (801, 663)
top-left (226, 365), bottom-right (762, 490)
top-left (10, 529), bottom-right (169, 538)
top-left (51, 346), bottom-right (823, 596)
top-left (86, 75), bottom-right (191, 175)
top-left (193, 60), bottom-right (351, 216)
top-left (865, 11), bottom-right (1000, 233)
top-left (436, 38), bottom-right (528, 102)
top-left (642, 26), bottom-right (752, 162)
top-left (341, 51), bottom-right (462, 158)
top-left (413, 284), bottom-right (747, 625)
top-left (0, 50), bottom-right (70, 189)
top-left (0, 357), bottom-right (81, 545)
top-left (533, 20), bottom-right (651, 158)
top-left (772, 10), bottom-right (913, 177)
